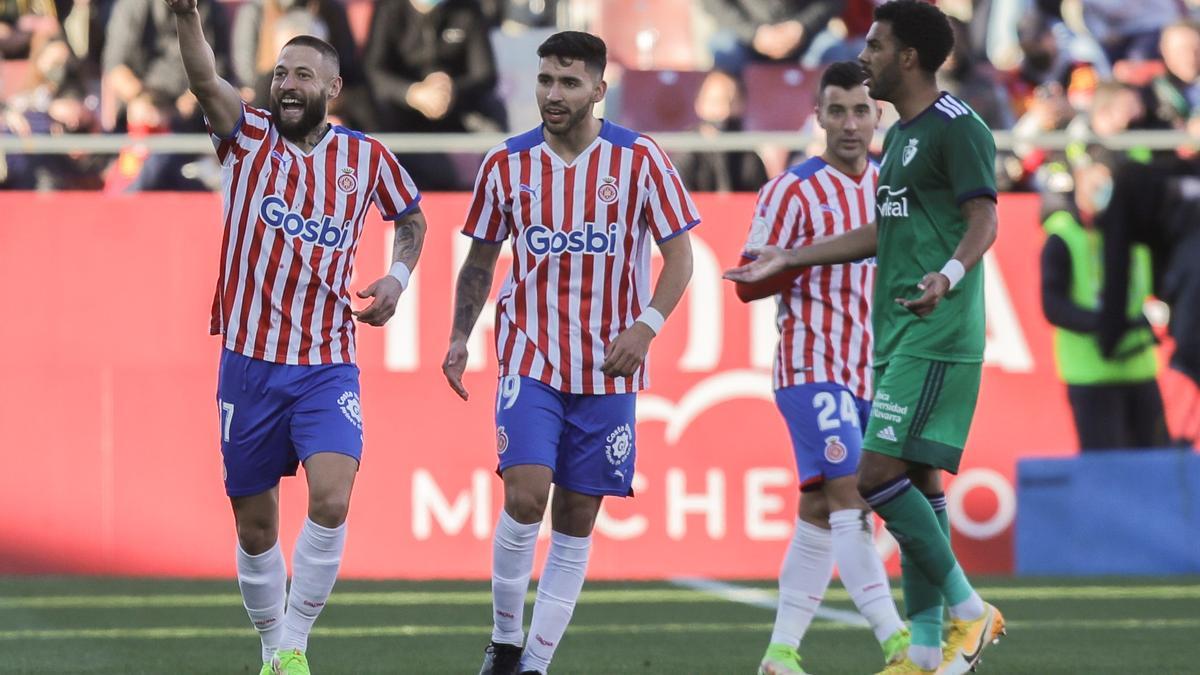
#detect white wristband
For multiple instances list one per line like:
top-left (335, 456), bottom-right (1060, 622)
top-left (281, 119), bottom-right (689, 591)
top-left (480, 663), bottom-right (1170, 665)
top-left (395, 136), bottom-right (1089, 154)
top-left (388, 261), bottom-right (412, 291)
top-left (635, 307), bottom-right (666, 335)
top-left (939, 259), bottom-right (965, 290)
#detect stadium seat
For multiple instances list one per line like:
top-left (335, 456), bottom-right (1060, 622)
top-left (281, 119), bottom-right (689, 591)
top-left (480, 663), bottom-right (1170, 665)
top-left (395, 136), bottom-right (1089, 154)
top-left (742, 63), bottom-right (825, 132)
top-left (613, 69), bottom-right (707, 132)
top-left (590, 0), bottom-right (697, 70)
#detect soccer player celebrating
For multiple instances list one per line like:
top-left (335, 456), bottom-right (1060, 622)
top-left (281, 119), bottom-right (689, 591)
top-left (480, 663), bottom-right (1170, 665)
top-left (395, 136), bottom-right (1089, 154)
top-left (165, 0), bottom-right (427, 672)
top-left (731, 61), bottom-right (909, 675)
top-left (726, 2), bottom-right (1006, 673)
top-left (441, 31), bottom-right (698, 675)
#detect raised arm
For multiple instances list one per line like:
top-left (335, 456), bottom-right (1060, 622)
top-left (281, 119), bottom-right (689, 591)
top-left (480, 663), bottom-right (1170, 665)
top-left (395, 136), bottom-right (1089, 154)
top-left (442, 239), bottom-right (503, 400)
top-left (166, 0), bottom-right (241, 137)
top-left (724, 221), bottom-right (878, 284)
top-left (602, 231), bottom-right (694, 378)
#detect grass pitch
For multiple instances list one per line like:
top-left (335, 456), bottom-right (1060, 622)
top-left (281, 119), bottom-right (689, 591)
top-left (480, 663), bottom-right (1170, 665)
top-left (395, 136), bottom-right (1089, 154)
top-left (1, 576), bottom-right (1197, 673)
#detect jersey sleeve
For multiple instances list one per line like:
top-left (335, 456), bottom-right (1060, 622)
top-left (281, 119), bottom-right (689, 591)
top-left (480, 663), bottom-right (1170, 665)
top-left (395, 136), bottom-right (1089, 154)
top-left (462, 146), bottom-right (511, 242)
top-left (371, 146), bottom-right (422, 220)
top-left (205, 102), bottom-right (271, 167)
top-left (641, 139), bottom-right (701, 243)
top-left (742, 175), bottom-right (807, 257)
top-left (944, 116), bottom-right (998, 205)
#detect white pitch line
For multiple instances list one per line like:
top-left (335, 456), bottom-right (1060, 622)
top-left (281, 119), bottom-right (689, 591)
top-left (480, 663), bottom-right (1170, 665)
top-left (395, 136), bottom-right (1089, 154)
top-left (669, 577), bottom-right (869, 628)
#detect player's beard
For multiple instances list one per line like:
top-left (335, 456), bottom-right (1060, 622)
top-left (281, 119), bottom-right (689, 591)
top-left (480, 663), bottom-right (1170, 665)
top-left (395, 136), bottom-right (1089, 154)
top-left (865, 60), bottom-right (901, 103)
top-left (541, 103), bottom-right (589, 138)
top-left (271, 92), bottom-right (328, 143)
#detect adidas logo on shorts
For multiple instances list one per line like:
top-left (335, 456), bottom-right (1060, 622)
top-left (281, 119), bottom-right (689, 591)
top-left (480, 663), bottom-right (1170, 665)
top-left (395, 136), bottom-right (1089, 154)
top-left (876, 426), bottom-right (898, 442)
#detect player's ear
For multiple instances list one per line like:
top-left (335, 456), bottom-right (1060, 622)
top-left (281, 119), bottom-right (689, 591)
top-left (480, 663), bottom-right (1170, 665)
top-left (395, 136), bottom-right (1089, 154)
top-left (327, 74), bottom-right (343, 101)
top-left (593, 78), bottom-right (607, 104)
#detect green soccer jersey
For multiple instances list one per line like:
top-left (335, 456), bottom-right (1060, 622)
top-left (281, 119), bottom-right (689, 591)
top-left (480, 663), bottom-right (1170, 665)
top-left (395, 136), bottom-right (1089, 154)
top-left (873, 92), bottom-right (997, 365)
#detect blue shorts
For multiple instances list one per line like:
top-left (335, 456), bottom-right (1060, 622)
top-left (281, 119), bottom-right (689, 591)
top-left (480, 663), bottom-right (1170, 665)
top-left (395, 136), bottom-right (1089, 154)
top-left (494, 376), bottom-right (636, 497)
top-left (216, 349), bottom-right (363, 497)
top-left (774, 382), bottom-right (871, 491)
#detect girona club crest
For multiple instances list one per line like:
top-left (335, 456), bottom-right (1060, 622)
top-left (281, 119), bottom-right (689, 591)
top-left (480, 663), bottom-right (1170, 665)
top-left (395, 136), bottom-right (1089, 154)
top-left (337, 168), bottom-right (358, 193)
top-left (597, 176), bottom-right (619, 204)
top-left (824, 435), bottom-right (848, 463)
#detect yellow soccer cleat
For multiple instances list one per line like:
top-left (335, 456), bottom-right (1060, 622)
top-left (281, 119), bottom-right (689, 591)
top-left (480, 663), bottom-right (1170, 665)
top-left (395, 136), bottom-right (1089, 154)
top-left (937, 603), bottom-right (1006, 674)
top-left (876, 658), bottom-right (937, 674)
top-left (273, 648), bottom-right (311, 675)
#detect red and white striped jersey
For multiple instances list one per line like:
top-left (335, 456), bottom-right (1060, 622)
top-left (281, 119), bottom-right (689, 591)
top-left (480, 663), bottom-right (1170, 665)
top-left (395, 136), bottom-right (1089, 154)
top-left (743, 157), bottom-right (877, 398)
top-left (207, 103), bottom-right (420, 365)
top-left (463, 121), bottom-right (700, 394)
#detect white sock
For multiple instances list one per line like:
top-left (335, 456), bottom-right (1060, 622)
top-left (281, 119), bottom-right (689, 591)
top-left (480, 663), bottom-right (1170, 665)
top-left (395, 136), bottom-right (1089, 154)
top-left (829, 509), bottom-right (905, 643)
top-left (910, 644), bottom-right (943, 670)
top-left (949, 591), bottom-right (985, 621)
top-left (520, 530), bottom-right (592, 674)
top-left (491, 511), bottom-right (541, 645)
top-left (770, 518), bottom-right (834, 648)
top-left (236, 541), bottom-right (287, 662)
top-left (279, 518), bottom-right (346, 653)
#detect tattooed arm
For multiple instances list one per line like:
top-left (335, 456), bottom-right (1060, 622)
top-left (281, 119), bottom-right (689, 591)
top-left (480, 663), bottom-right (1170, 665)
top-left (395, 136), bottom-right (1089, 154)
top-left (353, 207), bottom-right (429, 327)
top-left (442, 238), bottom-right (503, 400)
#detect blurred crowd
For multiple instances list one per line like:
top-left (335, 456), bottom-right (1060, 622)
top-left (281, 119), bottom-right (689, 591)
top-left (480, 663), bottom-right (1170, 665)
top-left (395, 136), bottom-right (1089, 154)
top-left (1, 0), bottom-right (1198, 192)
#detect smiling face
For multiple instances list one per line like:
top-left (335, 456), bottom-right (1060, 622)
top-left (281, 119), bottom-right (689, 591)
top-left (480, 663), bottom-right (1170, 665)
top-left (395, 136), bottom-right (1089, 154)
top-left (817, 84), bottom-right (877, 168)
top-left (858, 21), bottom-right (907, 103)
top-left (535, 55), bottom-right (605, 137)
top-left (269, 44), bottom-right (341, 142)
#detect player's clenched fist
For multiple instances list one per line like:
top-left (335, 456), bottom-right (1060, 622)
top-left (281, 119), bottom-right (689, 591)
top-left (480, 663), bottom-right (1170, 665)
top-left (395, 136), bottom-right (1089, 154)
top-left (163, 0), bottom-right (197, 14)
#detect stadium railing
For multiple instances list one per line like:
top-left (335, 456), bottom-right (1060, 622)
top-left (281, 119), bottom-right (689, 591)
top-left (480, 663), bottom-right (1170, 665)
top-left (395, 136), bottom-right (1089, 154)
top-left (0, 130), bottom-right (1194, 154)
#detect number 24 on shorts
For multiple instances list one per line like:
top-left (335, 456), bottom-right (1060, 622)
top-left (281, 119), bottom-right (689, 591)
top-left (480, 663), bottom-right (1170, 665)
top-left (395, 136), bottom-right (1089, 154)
top-left (813, 390), bottom-right (860, 431)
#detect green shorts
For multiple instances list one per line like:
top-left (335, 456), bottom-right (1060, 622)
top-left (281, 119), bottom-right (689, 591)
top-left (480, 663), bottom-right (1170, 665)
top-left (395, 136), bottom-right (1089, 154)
top-left (862, 355), bottom-right (981, 474)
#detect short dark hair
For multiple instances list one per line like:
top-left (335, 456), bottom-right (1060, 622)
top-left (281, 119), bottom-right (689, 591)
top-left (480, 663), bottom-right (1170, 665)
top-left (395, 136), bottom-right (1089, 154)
top-left (874, 0), bottom-right (954, 74)
top-left (537, 31), bottom-right (607, 77)
top-left (819, 61), bottom-right (868, 98)
top-left (282, 35), bottom-right (340, 74)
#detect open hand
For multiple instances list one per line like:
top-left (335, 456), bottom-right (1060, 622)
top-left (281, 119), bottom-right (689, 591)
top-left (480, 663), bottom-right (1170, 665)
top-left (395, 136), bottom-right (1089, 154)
top-left (895, 272), bottom-right (949, 317)
top-left (442, 340), bottom-right (470, 400)
top-left (722, 245), bottom-right (791, 283)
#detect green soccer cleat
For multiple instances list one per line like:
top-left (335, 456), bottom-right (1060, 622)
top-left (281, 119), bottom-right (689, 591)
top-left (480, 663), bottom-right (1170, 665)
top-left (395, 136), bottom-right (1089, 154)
top-left (258, 661), bottom-right (273, 675)
top-left (758, 642), bottom-right (810, 675)
top-left (273, 648), bottom-right (311, 675)
top-left (882, 627), bottom-right (912, 665)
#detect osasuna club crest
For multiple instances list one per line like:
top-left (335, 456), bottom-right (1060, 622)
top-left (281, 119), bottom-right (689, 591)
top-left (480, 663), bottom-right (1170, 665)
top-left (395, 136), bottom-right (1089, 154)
top-left (902, 138), bottom-right (920, 166)
top-left (604, 423), bottom-right (633, 465)
top-left (597, 176), bottom-right (619, 204)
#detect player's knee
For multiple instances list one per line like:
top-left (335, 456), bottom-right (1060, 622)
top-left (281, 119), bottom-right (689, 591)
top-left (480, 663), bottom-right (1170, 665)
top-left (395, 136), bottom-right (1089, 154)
top-left (308, 493), bottom-right (351, 528)
top-left (504, 490), bottom-right (548, 524)
top-left (236, 520), bottom-right (278, 555)
top-left (552, 500), bottom-right (598, 536)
